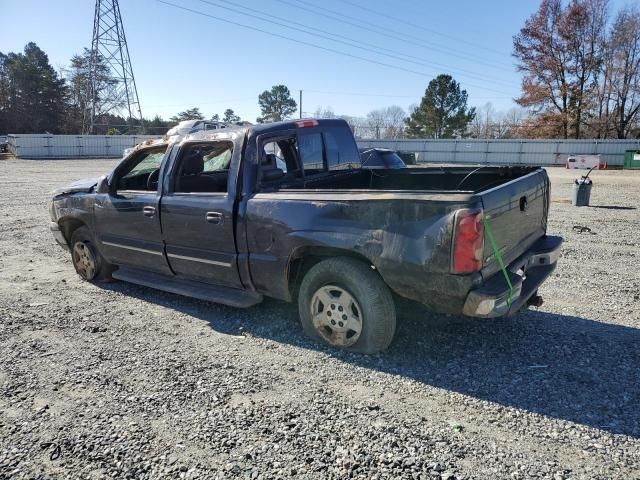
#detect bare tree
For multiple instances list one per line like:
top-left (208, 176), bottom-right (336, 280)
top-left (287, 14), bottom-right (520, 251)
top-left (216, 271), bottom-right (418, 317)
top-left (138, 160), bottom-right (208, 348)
top-left (384, 105), bottom-right (406, 138)
top-left (502, 107), bottom-right (529, 138)
top-left (588, 35), bottom-right (616, 138)
top-left (493, 111), bottom-right (511, 138)
top-left (313, 105), bottom-right (336, 118)
top-left (609, 6), bottom-right (640, 138)
top-left (339, 115), bottom-right (367, 138)
top-left (366, 109), bottom-right (386, 139)
top-left (363, 106), bottom-right (407, 139)
top-left (561, 0), bottom-right (609, 138)
top-left (514, 0), bottom-right (570, 138)
top-left (469, 105), bottom-right (534, 139)
top-left (470, 103), bottom-right (497, 138)
top-left (513, 0), bottom-right (609, 138)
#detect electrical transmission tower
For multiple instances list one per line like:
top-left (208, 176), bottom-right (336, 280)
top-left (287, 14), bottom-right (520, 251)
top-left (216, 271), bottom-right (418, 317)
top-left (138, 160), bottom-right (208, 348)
top-left (86, 0), bottom-right (144, 134)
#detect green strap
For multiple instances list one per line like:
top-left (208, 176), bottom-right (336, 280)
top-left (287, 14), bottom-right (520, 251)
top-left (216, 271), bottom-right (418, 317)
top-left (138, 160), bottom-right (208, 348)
top-left (483, 215), bottom-right (513, 306)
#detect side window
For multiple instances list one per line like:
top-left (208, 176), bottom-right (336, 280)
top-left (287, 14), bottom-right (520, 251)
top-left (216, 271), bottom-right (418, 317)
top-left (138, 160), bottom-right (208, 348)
top-left (324, 127), bottom-right (360, 170)
top-left (116, 148), bottom-right (166, 191)
top-left (203, 144), bottom-right (233, 173)
top-left (174, 142), bottom-right (232, 194)
top-left (262, 140), bottom-right (289, 173)
top-left (298, 133), bottom-right (325, 175)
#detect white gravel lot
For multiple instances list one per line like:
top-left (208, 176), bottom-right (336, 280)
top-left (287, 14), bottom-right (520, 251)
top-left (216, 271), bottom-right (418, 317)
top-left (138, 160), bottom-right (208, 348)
top-left (0, 159), bottom-right (639, 479)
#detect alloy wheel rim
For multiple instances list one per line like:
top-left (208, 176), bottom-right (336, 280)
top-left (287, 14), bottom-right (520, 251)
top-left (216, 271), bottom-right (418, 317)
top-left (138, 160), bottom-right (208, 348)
top-left (310, 285), bottom-right (363, 347)
top-left (73, 242), bottom-right (96, 280)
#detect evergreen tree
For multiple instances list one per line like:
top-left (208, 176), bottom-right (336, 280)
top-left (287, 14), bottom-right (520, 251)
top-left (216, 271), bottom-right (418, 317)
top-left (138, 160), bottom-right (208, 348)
top-left (0, 53), bottom-right (9, 134)
top-left (0, 43), bottom-right (68, 133)
top-left (405, 75), bottom-right (475, 138)
top-left (147, 115), bottom-right (170, 134)
top-left (257, 85), bottom-right (297, 123)
top-left (223, 108), bottom-right (240, 123)
top-left (170, 107), bottom-right (204, 122)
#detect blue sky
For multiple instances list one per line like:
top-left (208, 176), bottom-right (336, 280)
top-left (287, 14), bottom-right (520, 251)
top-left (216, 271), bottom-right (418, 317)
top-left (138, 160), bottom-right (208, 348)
top-left (0, 0), bottom-right (629, 122)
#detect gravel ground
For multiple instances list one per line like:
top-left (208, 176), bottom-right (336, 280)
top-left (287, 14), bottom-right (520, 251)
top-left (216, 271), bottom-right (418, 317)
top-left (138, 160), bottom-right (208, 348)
top-left (0, 159), bottom-right (639, 480)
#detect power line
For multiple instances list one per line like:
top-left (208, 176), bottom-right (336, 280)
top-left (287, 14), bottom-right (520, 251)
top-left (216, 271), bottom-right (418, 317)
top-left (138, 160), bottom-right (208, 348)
top-left (144, 96), bottom-right (257, 108)
top-left (304, 90), bottom-right (418, 99)
top-left (301, 89), bottom-right (516, 100)
top-left (205, 0), bottom-right (518, 88)
top-left (276, 0), bottom-right (515, 71)
top-left (290, 0), bottom-right (513, 67)
top-left (341, 0), bottom-right (509, 57)
top-left (154, 0), bottom-right (513, 95)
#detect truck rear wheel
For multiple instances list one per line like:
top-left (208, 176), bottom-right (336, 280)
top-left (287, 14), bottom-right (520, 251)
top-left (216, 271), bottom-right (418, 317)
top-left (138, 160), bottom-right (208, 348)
top-left (70, 227), bottom-right (114, 282)
top-left (298, 257), bottom-right (396, 354)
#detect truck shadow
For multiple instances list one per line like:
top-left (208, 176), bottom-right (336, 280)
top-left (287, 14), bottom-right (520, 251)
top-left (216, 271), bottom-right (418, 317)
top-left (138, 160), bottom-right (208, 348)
top-left (100, 281), bottom-right (640, 438)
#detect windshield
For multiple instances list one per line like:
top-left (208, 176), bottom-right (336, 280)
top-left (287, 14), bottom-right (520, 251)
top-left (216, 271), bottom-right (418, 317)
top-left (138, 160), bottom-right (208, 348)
top-left (381, 152), bottom-right (406, 168)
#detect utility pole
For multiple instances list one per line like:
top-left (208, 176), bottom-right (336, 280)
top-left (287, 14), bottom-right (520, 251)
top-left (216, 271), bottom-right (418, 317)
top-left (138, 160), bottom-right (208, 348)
top-left (86, 0), bottom-right (144, 134)
top-left (299, 90), bottom-right (302, 119)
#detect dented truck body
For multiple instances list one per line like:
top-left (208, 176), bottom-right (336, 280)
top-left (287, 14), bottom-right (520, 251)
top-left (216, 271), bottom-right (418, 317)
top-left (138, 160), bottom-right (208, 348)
top-left (50, 119), bottom-right (562, 350)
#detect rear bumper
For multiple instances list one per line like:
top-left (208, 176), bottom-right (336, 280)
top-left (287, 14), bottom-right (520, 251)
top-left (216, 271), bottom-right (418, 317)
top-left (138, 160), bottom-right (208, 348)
top-left (50, 221), bottom-right (68, 250)
top-left (462, 235), bottom-right (562, 318)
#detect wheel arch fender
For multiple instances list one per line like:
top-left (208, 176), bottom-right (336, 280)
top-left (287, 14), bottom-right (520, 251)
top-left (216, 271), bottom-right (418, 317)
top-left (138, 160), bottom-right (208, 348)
top-left (286, 245), bottom-right (384, 301)
top-left (58, 216), bottom-right (88, 247)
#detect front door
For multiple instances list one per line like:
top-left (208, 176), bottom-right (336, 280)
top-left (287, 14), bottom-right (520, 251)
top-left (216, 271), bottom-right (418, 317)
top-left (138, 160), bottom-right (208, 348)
top-left (160, 141), bottom-right (242, 287)
top-left (94, 146), bottom-right (171, 274)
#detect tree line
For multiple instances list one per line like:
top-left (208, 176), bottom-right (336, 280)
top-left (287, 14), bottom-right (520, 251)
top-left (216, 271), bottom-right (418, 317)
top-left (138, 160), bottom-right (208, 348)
top-left (0, 43), bottom-right (245, 135)
top-left (1, 0), bottom-right (638, 139)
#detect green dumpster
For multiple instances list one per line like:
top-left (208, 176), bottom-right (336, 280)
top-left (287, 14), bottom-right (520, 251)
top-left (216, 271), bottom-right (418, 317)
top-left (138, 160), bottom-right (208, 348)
top-left (624, 150), bottom-right (640, 169)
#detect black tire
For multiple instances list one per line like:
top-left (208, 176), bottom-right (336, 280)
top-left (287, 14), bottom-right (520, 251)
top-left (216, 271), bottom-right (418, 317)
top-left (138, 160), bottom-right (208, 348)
top-left (298, 257), bottom-right (396, 354)
top-left (69, 226), bottom-right (114, 282)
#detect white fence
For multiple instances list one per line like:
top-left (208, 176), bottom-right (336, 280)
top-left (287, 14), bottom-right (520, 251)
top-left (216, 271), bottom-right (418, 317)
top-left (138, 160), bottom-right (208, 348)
top-left (7, 134), bottom-right (158, 158)
top-left (6, 134), bottom-right (640, 165)
top-left (357, 138), bottom-right (640, 166)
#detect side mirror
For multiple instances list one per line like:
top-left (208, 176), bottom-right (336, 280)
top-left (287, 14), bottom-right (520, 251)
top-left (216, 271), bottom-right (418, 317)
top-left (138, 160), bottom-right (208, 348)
top-left (95, 176), bottom-right (111, 194)
top-left (262, 168), bottom-right (285, 182)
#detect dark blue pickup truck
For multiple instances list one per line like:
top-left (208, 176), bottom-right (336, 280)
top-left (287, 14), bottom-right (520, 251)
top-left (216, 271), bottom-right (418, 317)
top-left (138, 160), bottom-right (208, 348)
top-left (50, 119), bottom-right (561, 353)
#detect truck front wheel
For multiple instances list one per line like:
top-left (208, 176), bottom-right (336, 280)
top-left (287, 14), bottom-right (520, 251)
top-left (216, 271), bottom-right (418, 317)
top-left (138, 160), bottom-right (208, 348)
top-left (70, 227), bottom-right (114, 282)
top-left (298, 257), bottom-right (396, 354)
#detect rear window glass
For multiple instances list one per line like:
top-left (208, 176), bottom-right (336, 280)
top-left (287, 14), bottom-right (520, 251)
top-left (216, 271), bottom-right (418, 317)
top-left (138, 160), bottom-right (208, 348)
top-left (298, 133), bottom-right (324, 174)
top-left (324, 127), bottom-right (360, 170)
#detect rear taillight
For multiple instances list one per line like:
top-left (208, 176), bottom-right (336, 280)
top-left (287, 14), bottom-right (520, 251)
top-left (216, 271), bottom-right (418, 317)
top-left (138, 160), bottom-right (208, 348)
top-left (452, 210), bottom-right (484, 273)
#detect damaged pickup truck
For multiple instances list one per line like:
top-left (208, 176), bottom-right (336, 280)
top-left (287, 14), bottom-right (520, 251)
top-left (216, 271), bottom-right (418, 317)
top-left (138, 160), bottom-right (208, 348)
top-left (50, 119), bottom-right (562, 354)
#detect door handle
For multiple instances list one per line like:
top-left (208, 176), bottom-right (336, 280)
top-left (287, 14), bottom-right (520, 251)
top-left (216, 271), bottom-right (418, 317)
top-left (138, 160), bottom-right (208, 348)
top-left (206, 211), bottom-right (224, 224)
top-left (143, 206), bottom-right (156, 217)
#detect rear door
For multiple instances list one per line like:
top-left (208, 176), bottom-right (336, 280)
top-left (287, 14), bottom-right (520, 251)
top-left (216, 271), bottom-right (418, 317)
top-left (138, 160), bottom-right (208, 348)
top-left (94, 145), bottom-right (172, 274)
top-left (160, 141), bottom-right (243, 287)
top-left (478, 169), bottom-right (549, 276)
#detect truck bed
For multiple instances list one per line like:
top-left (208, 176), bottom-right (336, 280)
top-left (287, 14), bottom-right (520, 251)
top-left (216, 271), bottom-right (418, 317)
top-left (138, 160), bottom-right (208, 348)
top-left (292, 166), bottom-right (540, 193)
top-left (262, 165), bottom-right (550, 310)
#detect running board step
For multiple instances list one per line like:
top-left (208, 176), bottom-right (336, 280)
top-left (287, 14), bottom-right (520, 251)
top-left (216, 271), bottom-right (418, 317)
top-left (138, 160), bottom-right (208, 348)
top-left (112, 267), bottom-right (263, 308)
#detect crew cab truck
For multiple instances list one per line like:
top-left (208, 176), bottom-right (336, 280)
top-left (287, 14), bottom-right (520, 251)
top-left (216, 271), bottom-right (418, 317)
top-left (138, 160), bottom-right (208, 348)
top-left (50, 119), bottom-right (562, 354)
